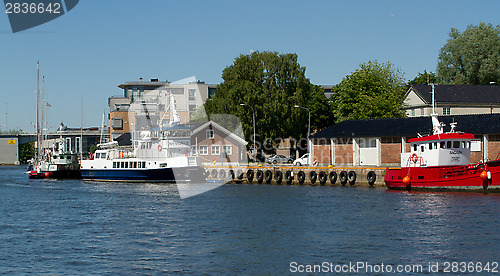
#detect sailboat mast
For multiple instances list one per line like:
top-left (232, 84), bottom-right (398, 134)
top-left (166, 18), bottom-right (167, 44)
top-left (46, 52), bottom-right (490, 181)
top-left (36, 61), bottom-right (40, 160)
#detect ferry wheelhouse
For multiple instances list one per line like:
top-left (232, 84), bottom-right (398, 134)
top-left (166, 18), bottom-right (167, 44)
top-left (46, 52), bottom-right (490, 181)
top-left (80, 124), bottom-right (205, 182)
top-left (385, 114), bottom-right (500, 191)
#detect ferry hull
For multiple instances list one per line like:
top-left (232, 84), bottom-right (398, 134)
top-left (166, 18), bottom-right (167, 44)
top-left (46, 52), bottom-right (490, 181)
top-left (385, 160), bottom-right (500, 191)
top-left (81, 167), bottom-right (206, 183)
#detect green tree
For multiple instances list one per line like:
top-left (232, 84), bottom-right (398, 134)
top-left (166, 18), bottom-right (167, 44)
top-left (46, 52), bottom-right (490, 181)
top-left (332, 60), bottom-right (406, 122)
top-left (437, 22), bottom-right (500, 85)
top-left (408, 70), bottom-right (437, 85)
top-left (19, 142), bottom-right (34, 163)
top-left (204, 51), bottom-right (333, 145)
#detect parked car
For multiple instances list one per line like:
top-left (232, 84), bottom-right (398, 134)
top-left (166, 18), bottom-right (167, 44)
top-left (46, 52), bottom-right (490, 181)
top-left (293, 153), bottom-right (309, 166)
top-left (266, 154), bottom-right (293, 164)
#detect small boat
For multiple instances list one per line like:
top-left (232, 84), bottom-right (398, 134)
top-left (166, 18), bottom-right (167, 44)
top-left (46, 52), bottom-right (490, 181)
top-left (384, 113), bottom-right (500, 191)
top-left (27, 62), bottom-right (81, 179)
top-left (27, 137), bottom-right (81, 179)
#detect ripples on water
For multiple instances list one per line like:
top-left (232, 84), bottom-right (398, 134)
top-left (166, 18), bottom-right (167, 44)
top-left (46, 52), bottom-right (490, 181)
top-left (0, 166), bottom-right (498, 274)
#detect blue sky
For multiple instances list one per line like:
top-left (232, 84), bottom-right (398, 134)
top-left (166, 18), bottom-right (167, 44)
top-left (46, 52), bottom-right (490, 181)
top-left (1, 0), bottom-right (499, 132)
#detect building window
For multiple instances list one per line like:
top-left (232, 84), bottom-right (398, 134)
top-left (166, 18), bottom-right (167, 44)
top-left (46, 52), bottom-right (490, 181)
top-left (111, 118), bottom-right (123, 129)
top-left (189, 89), bottom-right (196, 100)
top-left (222, 145), bottom-right (232, 155)
top-left (206, 129), bottom-right (214, 139)
top-left (420, 108), bottom-right (425, 116)
top-left (411, 109), bottom-right (415, 117)
top-left (189, 105), bottom-right (197, 112)
top-left (199, 145), bottom-right (208, 155)
top-left (443, 107), bottom-right (451, 115)
top-left (211, 145), bottom-right (220, 155)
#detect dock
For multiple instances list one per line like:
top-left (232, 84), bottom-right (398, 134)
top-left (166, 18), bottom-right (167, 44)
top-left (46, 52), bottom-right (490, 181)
top-left (203, 165), bottom-right (387, 187)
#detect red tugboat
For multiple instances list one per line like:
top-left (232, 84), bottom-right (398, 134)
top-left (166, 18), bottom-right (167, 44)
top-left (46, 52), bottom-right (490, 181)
top-left (385, 113), bottom-right (500, 191)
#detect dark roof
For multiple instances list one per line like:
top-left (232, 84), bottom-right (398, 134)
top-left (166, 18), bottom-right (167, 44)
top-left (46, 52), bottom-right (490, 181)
top-left (411, 84), bottom-right (500, 104)
top-left (114, 133), bottom-right (131, 146)
top-left (311, 113), bottom-right (500, 139)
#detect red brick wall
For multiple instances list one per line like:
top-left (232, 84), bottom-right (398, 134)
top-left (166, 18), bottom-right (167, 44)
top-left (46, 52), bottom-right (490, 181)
top-left (381, 143), bottom-right (400, 165)
top-left (335, 144), bottom-right (352, 165)
top-left (313, 145), bottom-right (330, 165)
top-left (488, 141), bottom-right (500, 160)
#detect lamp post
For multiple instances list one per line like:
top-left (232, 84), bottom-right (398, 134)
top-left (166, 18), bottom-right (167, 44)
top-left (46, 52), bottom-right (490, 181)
top-left (240, 103), bottom-right (256, 162)
top-left (294, 105), bottom-right (311, 164)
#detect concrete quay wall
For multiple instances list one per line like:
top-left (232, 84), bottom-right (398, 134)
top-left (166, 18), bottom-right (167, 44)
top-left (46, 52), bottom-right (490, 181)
top-left (204, 165), bottom-right (387, 188)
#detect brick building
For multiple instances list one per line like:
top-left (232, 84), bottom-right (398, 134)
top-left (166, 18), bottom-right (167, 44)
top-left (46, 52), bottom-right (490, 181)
top-left (310, 114), bottom-right (500, 167)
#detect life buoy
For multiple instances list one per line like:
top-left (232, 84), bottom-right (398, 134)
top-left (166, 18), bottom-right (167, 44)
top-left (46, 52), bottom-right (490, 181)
top-left (348, 171), bottom-right (357, 186)
top-left (158, 144), bottom-right (163, 151)
top-left (264, 170), bottom-right (273, 184)
top-left (256, 170), bottom-right (264, 184)
top-left (339, 171), bottom-right (348, 186)
top-left (411, 153), bottom-right (418, 163)
top-left (285, 170), bottom-right (293, 184)
top-left (247, 169), bottom-right (254, 182)
top-left (329, 171), bottom-right (337, 185)
top-left (312, 159), bottom-right (318, 166)
top-left (275, 170), bottom-right (283, 184)
top-left (318, 171), bottom-right (327, 185)
top-left (367, 171), bottom-right (377, 186)
top-left (309, 171), bottom-right (317, 184)
top-left (297, 171), bottom-right (306, 185)
top-left (184, 150), bottom-right (190, 156)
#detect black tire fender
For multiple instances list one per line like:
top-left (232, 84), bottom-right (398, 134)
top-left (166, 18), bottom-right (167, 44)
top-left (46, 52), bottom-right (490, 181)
top-left (339, 171), bottom-right (348, 186)
top-left (256, 170), bottom-right (264, 184)
top-left (297, 171), bottom-right (306, 185)
top-left (247, 169), bottom-right (254, 182)
top-left (275, 170), bottom-right (283, 184)
top-left (318, 171), bottom-right (327, 185)
top-left (348, 170), bottom-right (356, 186)
top-left (309, 171), bottom-right (317, 184)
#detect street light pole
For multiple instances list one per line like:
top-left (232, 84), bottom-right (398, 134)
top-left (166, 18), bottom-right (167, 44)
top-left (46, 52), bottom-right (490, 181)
top-left (294, 105), bottom-right (311, 164)
top-left (240, 103), bottom-right (256, 162)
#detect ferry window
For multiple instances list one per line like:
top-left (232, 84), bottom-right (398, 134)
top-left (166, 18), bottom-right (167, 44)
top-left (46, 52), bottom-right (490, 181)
top-left (429, 143), bottom-right (433, 150)
top-left (121, 162), bottom-right (124, 168)
top-left (441, 141), bottom-right (445, 149)
top-left (95, 153), bottom-right (100, 159)
top-left (435, 142), bottom-right (438, 149)
top-left (447, 141), bottom-right (452, 148)
top-left (413, 144), bottom-right (417, 152)
top-left (113, 162), bottom-right (117, 168)
top-left (468, 141), bottom-right (471, 148)
top-left (453, 141), bottom-right (460, 148)
top-left (67, 156), bottom-right (71, 160)
top-left (125, 162), bottom-right (128, 168)
top-left (462, 141), bottom-right (466, 148)
top-left (101, 153), bottom-right (106, 159)
top-left (142, 162), bottom-right (146, 168)
top-left (133, 162), bottom-right (137, 168)
top-left (421, 145), bottom-right (424, 152)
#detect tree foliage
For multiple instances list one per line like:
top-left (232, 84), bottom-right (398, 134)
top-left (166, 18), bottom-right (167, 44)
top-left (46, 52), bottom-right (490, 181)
top-left (332, 60), bottom-right (406, 122)
top-left (19, 142), bottom-right (34, 163)
top-left (408, 70), bottom-right (437, 85)
top-left (204, 51), bottom-right (333, 144)
top-left (437, 22), bottom-right (500, 85)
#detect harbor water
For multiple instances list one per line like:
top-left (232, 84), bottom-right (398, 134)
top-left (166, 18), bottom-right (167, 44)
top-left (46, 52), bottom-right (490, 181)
top-left (1, 165), bottom-right (499, 274)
